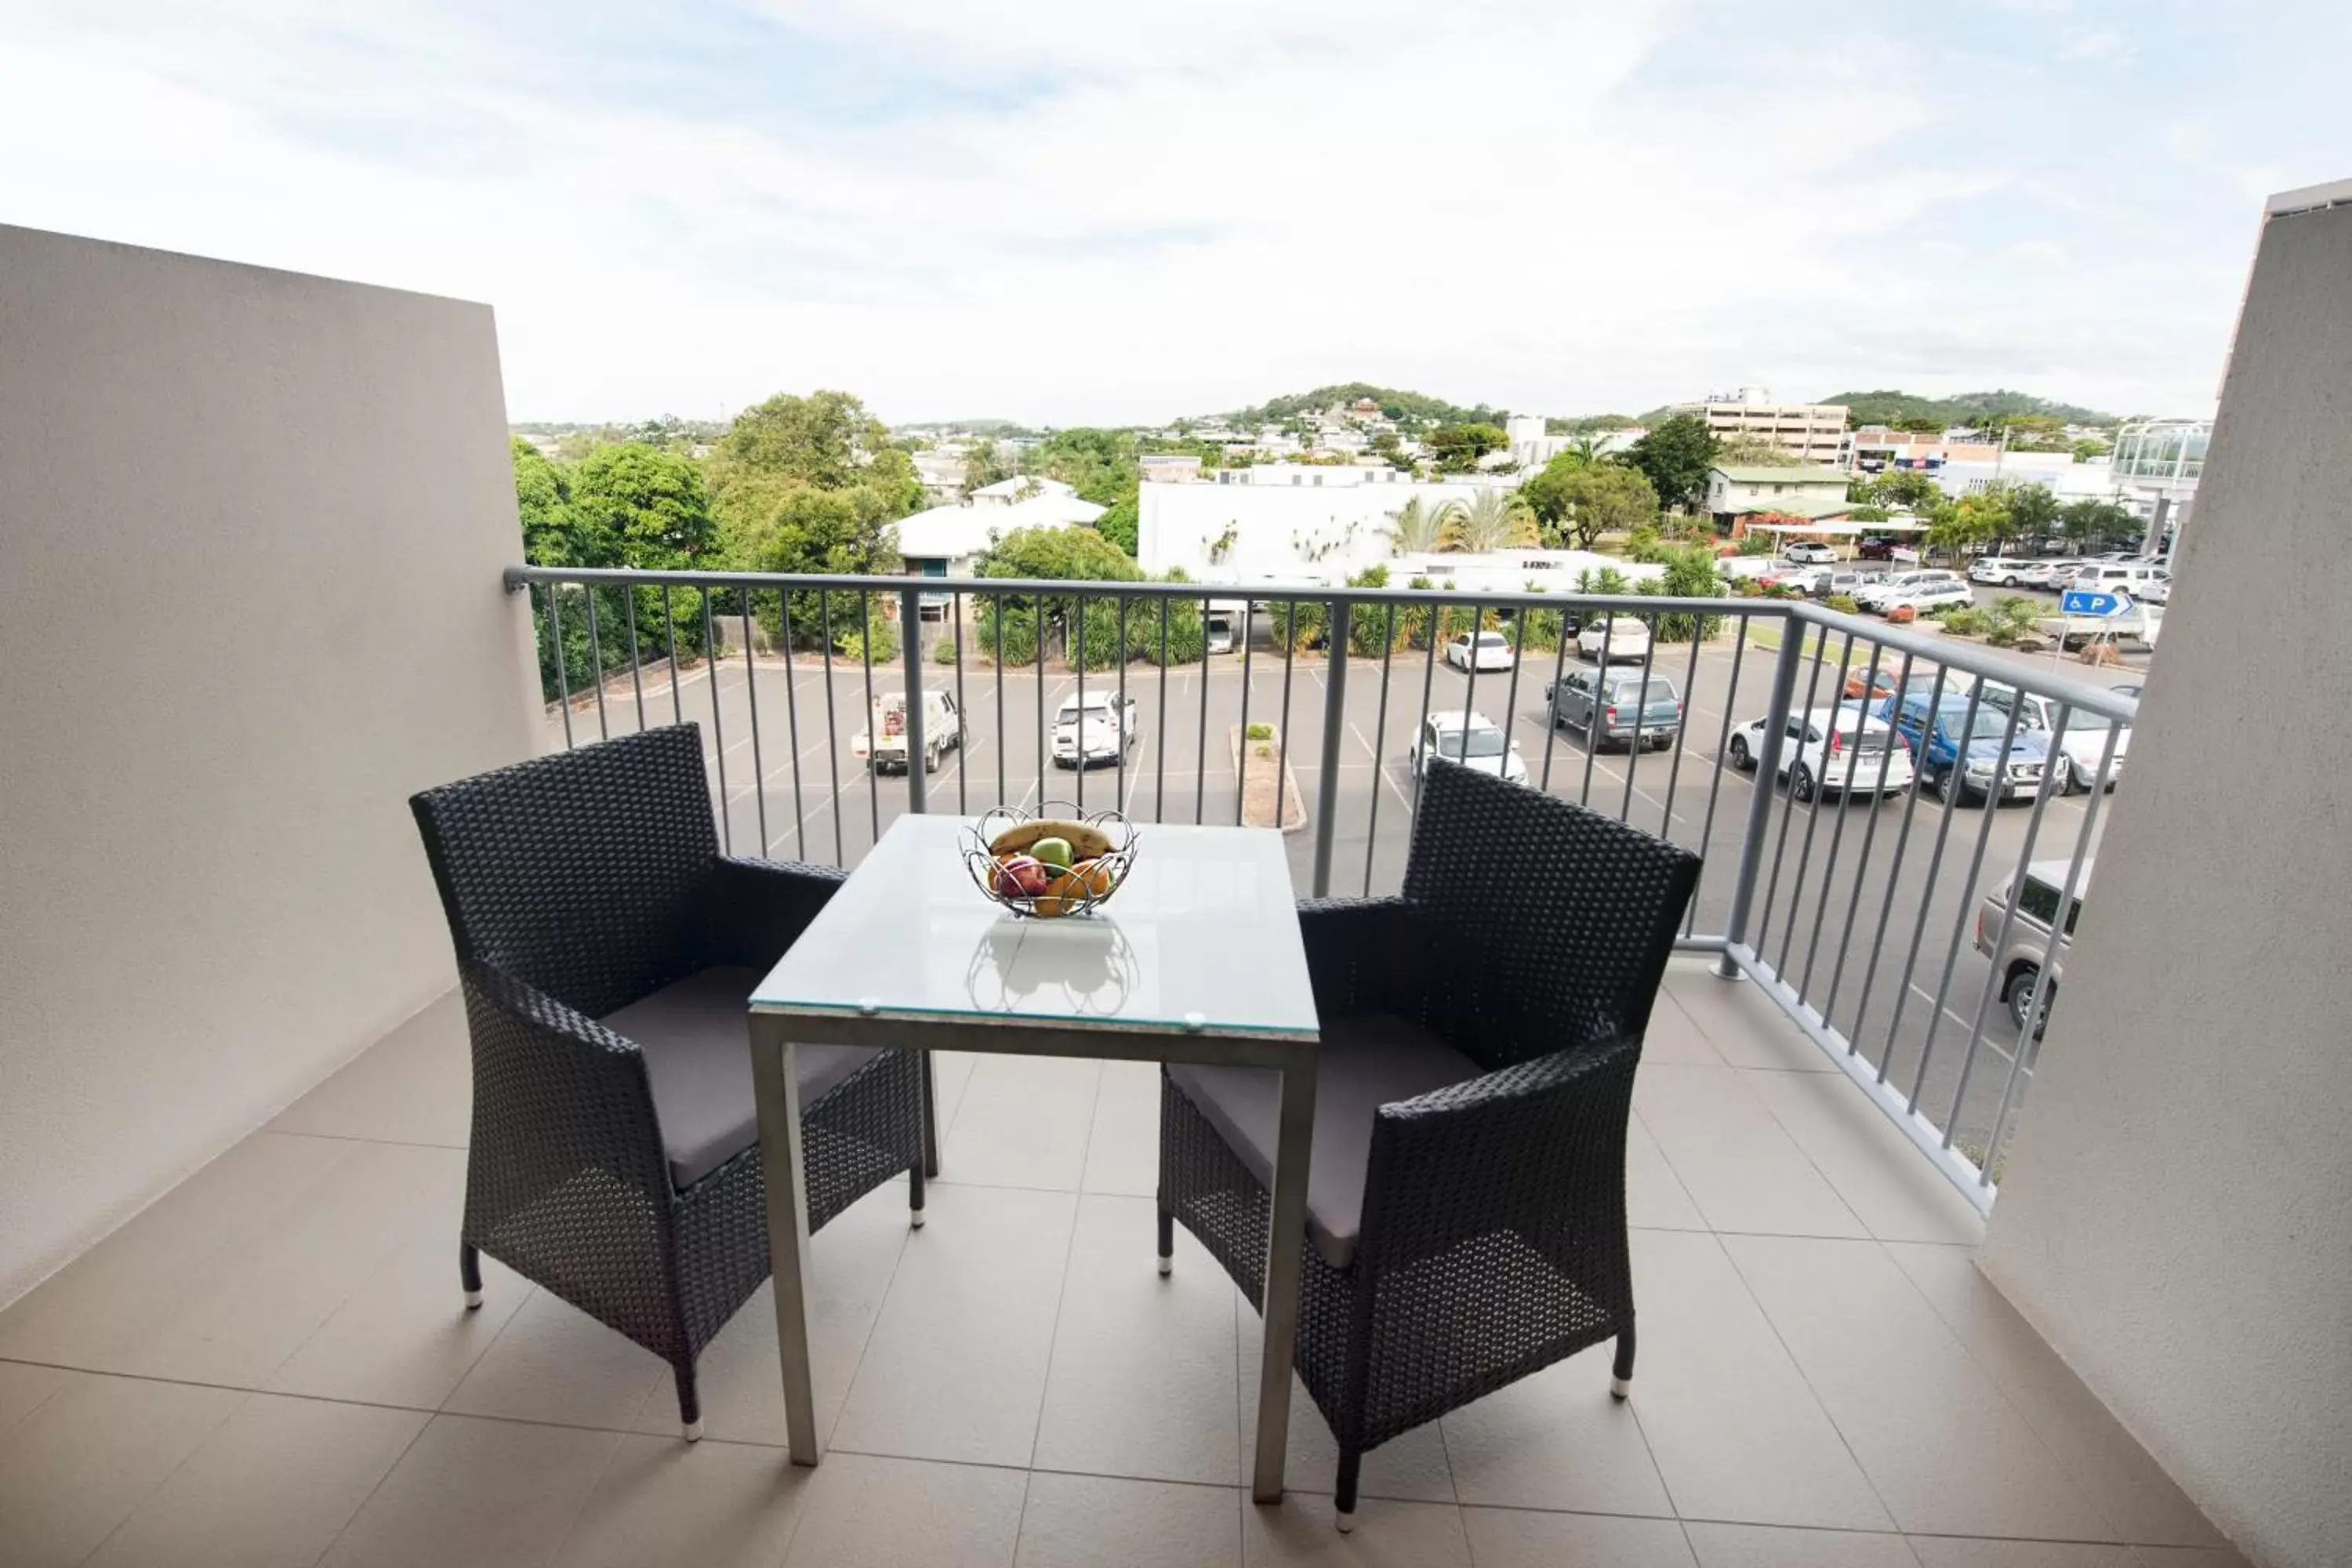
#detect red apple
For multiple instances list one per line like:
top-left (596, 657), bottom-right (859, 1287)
top-left (993, 855), bottom-right (1050, 898)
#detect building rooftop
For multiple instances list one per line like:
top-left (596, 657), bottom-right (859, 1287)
top-left (1711, 465), bottom-right (1854, 486)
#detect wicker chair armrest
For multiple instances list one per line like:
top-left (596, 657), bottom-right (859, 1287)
top-left (687, 857), bottom-right (848, 973)
top-left (1357, 1035), bottom-right (1641, 1273)
top-left (1296, 897), bottom-right (1426, 1018)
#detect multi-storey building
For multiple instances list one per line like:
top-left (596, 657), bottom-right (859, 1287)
top-left (1671, 387), bottom-right (1849, 464)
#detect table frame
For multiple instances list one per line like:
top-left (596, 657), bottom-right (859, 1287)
top-left (749, 1007), bottom-right (1319, 1504)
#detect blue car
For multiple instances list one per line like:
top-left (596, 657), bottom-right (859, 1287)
top-left (1875, 691), bottom-right (2052, 805)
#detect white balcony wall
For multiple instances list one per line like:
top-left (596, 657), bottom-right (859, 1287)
top-left (0, 227), bottom-right (539, 1305)
top-left (1981, 193), bottom-right (2352, 1568)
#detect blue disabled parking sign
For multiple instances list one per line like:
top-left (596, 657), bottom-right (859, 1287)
top-left (2060, 588), bottom-right (2132, 616)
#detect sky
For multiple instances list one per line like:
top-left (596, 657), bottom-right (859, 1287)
top-left (2, 1), bottom-right (2341, 427)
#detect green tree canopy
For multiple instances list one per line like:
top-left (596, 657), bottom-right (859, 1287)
top-left (1526, 459), bottom-right (1660, 548)
top-left (1381, 497), bottom-right (1443, 555)
top-left (1436, 489), bottom-right (1537, 553)
top-left (1713, 435), bottom-right (1802, 466)
top-left (2059, 496), bottom-right (2138, 551)
top-left (706, 390), bottom-right (924, 561)
top-left (568, 444), bottom-right (715, 569)
top-left (1867, 469), bottom-right (1943, 512)
top-left (514, 437), bottom-right (583, 565)
top-left (1425, 423), bottom-right (1508, 473)
top-left (1621, 416), bottom-right (1720, 511)
top-left (2002, 482), bottom-right (2061, 544)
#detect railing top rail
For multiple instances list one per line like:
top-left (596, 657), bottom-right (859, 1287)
top-left (1788, 601), bottom-right (2141, 722)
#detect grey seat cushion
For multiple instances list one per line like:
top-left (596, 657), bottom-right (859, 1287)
top-left (601, 966), bottom-right (883, 1191)
top-left (1167, 1013), bottom-right (1483, 1269)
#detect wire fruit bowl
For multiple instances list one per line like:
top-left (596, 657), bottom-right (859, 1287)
top-left (960, 804), bottom-right (1138, 919)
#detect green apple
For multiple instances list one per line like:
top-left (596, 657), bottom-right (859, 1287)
top-left (1032, 835), bottom-right (1075, 869)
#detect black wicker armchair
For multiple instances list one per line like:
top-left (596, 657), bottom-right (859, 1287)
top-left (409, 724), bottom-right (927, 1440)
top-left (1157, 758), bottom-right (1699, 1528)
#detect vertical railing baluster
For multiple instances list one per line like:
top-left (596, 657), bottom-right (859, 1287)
top-left (995, 590), bottom-right (1007, 811)
top-left (584, 586), bottom-right (611, 741)
top-left (1116, 596), bottom-right (1130, 816)
top-left (626, 591), bottom-right (646, 732)
top-left (1660, 612), bottom-right (1707, 844)
top-left (1537, 606), bottom-right (1573, 794)
top-left (1235, 600), bottom-right (1254, 827)
top-left (819, 593), bottom-right (843, 866)
top-left (1818, 644), bottom-right (1909, 1019)
top-left (1715, 612), bottom-right (1803, 977)
top-left (1156, 598), bottom-right (1171, 823)
top-left (702, 589), bottom-right (730, 855)
top-left (1311, 598), bottom-right (1348, 896)
top-left (1408, 601), bottom-right (1440, 822)
top-left (1686, 610), bottom-right (1751, 938)
top-left (1773, 631), bottom-right (1856, 978)
top-left (1754, 615), bottom-right (1836, 965)
top-left (1499, 600), bottom-right (1530, 789)
top-left (858, 594), bottom-right (880, 848)
top-left (898, 585), bottom-right (927, 819)
top-left (545, 584), bottom-right (575, 749)
top-left (1906, 694), bottom-right (2025, 1111)
top-left (1622, 612), bottom-right (1662, 823)
top-left (778, 590), bottom-right (806, 862)
top-left (1866, 667), bottom-right (1960, 1078)
top-left (1073, 595), bottom-right (1086, 815)
top-left (1036, 589), bottom-right (1047, 808)
top-left (742, 597), bottom-right (769, 853)
top-left (1363, 603), bottom-right (1397, 896)
top-left (1195, 595), bottom-right (1210, 826)
top-left (1273, 601), bottom-right (1298, 836)
top-left (662, 585), bottom-right (683, 728)
top-left (952, 589), bottom-right (968, 816)
top-left (1578, 613), bottom-right (1616, 807)
top-left (1801, 637), bottom-right (1887, 1001)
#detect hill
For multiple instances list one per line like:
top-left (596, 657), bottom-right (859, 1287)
top-left (1218, 383), bottom-right (1506, 429)
top-left (1817, 389), bottom-right (2119, 430)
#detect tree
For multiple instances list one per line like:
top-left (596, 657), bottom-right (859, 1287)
top-left (974, 524), bottom-right (1143, 669)
top-left (1638, 545), bottom-right (1728, 641)
top-left (2059, 496), bottom-right (2137, 552)
top-left (1381, 497), bottom-right (1444, 555)
top-left (1869, 468), bottom-right (1942, 513)
top-left (706, 390), bottom-right (924, 557)
top-left (963, 438), bottom-right (1010, 492)
top-left (568, 444), bottom-right (716, 569)
top-left (1437, 489), bottom-right (1537, 553)
top-left (1621, 416), bottom-right (1719, 511)
top-left (1425, 423), bottom-right (1508, 472)
top-left (1094, 494), bottom-right (1139, 555)
top-left (2002, 482), bottom-right (2060, 549)
top-left (514, 437), bottom-right (584, 566)
top-left (1714, 435), bottom-right (1801, 467)
top-left (1527, 461), bottom-right (1659, 550)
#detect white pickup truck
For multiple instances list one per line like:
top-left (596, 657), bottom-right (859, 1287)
top-left (853, 689), bottom-right (967, 774)
top-left (2034, 601), bottom-right (2161, 651)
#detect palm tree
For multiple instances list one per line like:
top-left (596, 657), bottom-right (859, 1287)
top-left (1381, 497), bottom-right (1443, 555)
top-left (1439, 489), bottom-right (1538, 553)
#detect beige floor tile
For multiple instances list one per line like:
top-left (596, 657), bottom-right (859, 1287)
top-left (1439, 1350), bottom-right (1672, 1516)
top-left (319, 1413), bottom-right (621, 1568)
top-left (630, 1185), bottom-right (911, 1446)
top-left (1741, 1071), bottom-right (1984, 1246)
top-left (1033, 1195), bottom-right (1239, 1485)
top-left (1015, 1472), bottom-right (1240, 1568)
top-left (1080, 1059), bottom-right (1163, 1197)
top-left (267, 989), bottom-right (472, 1146)
top-left (0, 1370), bottom-right (244, 1568)
top-left (120, 1139), bottom-right (471, 1388)
top-left (779, 1450), bottom-right (1029, 1568)
top-left (941, 1055), bottom-right (1102, 1192)
top-left (830, 1182), bottom-right (1077, 1466)
top-left (1459, 1505), bottom-right (1696, 1566)
top-left (1722, 1236), bottom-right (2111, 1541)
top-left (266, 1229), bottom-right (528, 1409)
top-left (1635, 1065), bottom-right (1868, 1237)
top-left (551, 1432), bottom-right (808, 1568)
top-left (1623, 1229), bottom-right (1891, 1532)
top-left (1239, 1491), bottom-right (1468, 1566)
top-left (2129, 1550), bottom-right (2249, 1568)
top-left (1642, 989), bottom-right (1731, 1065)
top-left (0, 1363), bottom-right (69, 1438)
top-left (443, 1289), bottom-right (669, 1432)
top-left (1884, 1244), bottom-right (2225, 1549)
top-left (1237, 1339), bottom-right (1454, 1505)
top-left (1627, 1112), bottom-right (1708, 1231)
top-left (1685, 1520), bottom-right (1920, 1567)
top-left (0, 1132), bottom-right (351, 1374)
top-left (84, 1392), bottom-right (426, 1568)
top-left (1661, 963), bottom-right (1834, 1072)
top-left (1905, 1541), bottom-right (2135, 1568)
top-left (932, 1051), bottom-right (979, 1145)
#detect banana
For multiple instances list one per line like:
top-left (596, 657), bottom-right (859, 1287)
top-left (989, 818), bottom-right (1114, 860)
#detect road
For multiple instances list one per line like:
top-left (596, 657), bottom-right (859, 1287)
top-left (543, 590), bottom-right (2146, 1167)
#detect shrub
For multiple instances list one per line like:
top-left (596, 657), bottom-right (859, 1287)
top-left (1986, 595), bottom-right (2040, 648)
top-left (1641, 545), bottom-right (1728, 641)
top-left (976, 600), bottom-right (1040, 666)
top-left (1939, 606), bottom-right (1991, 637)
top-left (1735, 531), bottom-right (1778, 556)
top-left (1246, 722), bottom-right (1274, 740)
top-left (1825, 593), bottom-right (1860, 614)
top-left (833, 620), bottom-right (898, 667)
top-left (933, 637), bottom-right (958, 664)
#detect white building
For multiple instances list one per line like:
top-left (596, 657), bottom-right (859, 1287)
top-left (1505, 415), bottom-right (1646, 470)
top-left (1673, 388), bottom-right (1849, 466)
top-left (894, 482), bottom-right (1105, 589)
top-left (1137, 465), bottom-right (1530, 586)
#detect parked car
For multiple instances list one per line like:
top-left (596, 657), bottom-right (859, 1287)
top-left (1410, 709), bottom-right (1528, 785)
top-left (1051, 691), bottom-right (1138, 768)
top-left (1577, 615), bottom-right (1652, 663)
top-left (1843, 665), bottom-right (1902, 702)
top-left (1204, 611), bottom-right (1236, 655)
top-left (1882, 573), bottom-right (1975, 615)
top-left (1857, 535), bottom-right (1900, 561)
top-left (1875, 691), bottom-right (2053, 804)
top-left (1976, 858), bottom-right (2089, 1034)
top-left (1976, 682), bottom-right (2132, 793)
top-left (1728, 706), bottom-right (1918, 802)
top-left (1784, 541), bottom-right (1838, 564)
top-left (1545, 668), bottom-right (1683, 750)
top-left (853, 689), bottom-right (966, 774)
top-left (1969, 557), bottom-right (2042, 587)
top-left (2067, 561), bottom-right (2172, 605)
top-left (1771, 566), bottom-right (1864, 600)
top-left (1445, 630), bottom-right (1515, 672)
top-left (1855, 568), bottom-right (1965, 613)
top-left (2034, 601), bottom-right (2161, 649)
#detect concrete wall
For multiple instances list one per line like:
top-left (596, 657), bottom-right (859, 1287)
top-left (1980, 197), bottom-right (2352, 1568)
top-left (0, 227), bottom-right (539, 1306)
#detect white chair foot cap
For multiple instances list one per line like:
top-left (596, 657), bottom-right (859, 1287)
top-left (1334, 1510), bottom-right (1356, 1534)
top-left (682, 1421), bottom-right (703, 1442)
top-left (463, 1290), bottom-right (484, 1309)
top-left (1156, 1255), bottom-right (1173, 1276)
top-left (1610, 1375), bottom-right (1632, 1399)
top-left (910, 1209), bottom-right (926, 1229)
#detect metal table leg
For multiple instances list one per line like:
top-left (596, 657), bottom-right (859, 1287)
top-left (749, 1013), bottom-right (822, 1465)
top-left (1250, 1051), bottom-right (1318, 1504)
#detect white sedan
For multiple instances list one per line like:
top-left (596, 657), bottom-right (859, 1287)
top-left (1727, 706), bottom-right (1917, 802)
top-left (1444, 630), bottom-right (1515, 672)
top-left (1784, 541), bottom-right (1838, 564)
top-left (1577, 615), bottom-right (1651, 664)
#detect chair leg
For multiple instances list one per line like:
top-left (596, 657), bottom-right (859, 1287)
top-left (1334, 1450), bottom-right (1361, 1533)
top-left (1612, 1323), bottom-right (1635, 1399)
top-left (1156, 1207), bottom-right (1174, 1276)
top-left (909, 1160), bottom-right (927, 1229)
top-left (459, 1242), bottom-right (483, 1309)
top-left (675, 1364), bottom-right (702, 1442)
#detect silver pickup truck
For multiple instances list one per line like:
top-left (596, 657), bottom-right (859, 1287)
top-left (852, 689), bottom-right (966, 774)
top-left (1975, 858), bottom-right (2089, 1035)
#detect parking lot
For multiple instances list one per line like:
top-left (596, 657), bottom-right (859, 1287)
top-left (548, 590), bottom-right (2145, 1163)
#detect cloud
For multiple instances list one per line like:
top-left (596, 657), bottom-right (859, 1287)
top-left (2059, 28), bottom-right (2131, 60)
top-left (0, 0), bottom-right (2292, 424)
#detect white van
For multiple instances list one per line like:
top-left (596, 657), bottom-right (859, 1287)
top-left (1204, 612), bottom-right (1236, 654)
top-left (2067, 561), bottom-right (2172, 605)
top-left (1857, 569), bottom-right (1969, 614)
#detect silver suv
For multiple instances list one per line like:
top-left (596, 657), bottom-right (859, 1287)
top-left (1974, 858), bottom-right (2088, 1034)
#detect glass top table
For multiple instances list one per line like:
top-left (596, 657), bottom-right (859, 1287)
top-left (752, 815), bottom-right (1318, 1040)
top-left (745, 813), bottom-right (1322, 1505)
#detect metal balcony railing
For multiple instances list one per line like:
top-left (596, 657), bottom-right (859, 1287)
top-left (505, 564), bottom-right (2139, 1214)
